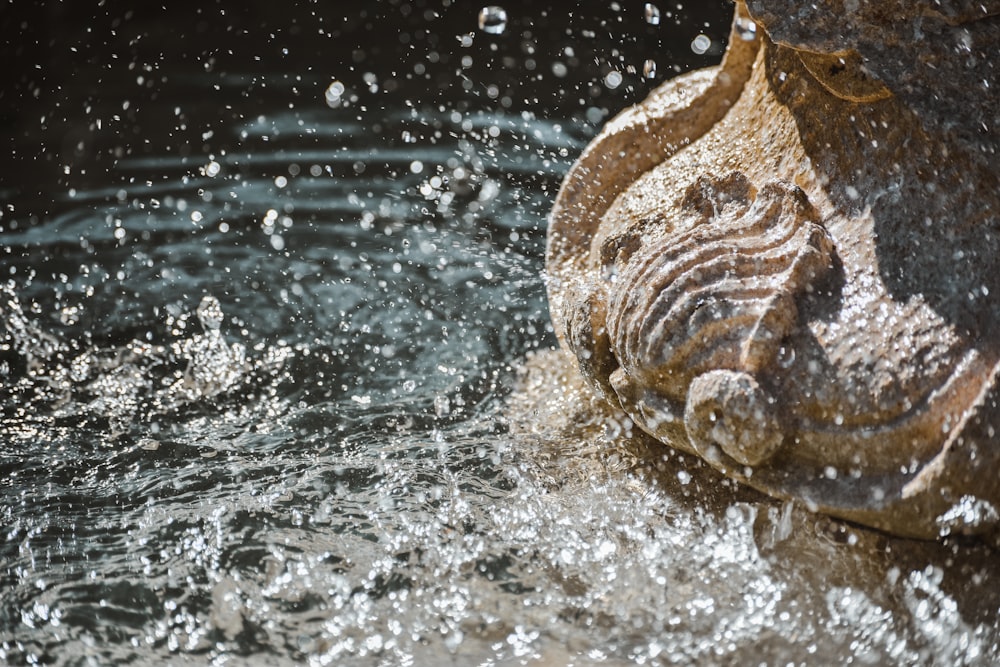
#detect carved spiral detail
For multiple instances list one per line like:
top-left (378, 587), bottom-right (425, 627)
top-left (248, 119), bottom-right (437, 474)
top-left (602, 173), bottom-right (836, 404)
top-left (545, 1), bottom-right (1000, 537)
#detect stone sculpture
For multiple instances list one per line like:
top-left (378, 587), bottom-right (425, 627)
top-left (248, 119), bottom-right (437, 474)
top-left (546, 0), bottom-right (1000, 538)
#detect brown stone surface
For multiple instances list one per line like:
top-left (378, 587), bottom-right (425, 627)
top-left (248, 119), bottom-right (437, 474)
top-left (545, 1), bottom-right (1000, 538)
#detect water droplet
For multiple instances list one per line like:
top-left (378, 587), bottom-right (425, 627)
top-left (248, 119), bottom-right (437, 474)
top-left (444, 629), bottom-right (464, 652)
top-left (691, 34), bottom-right (712, 55)
top-left (603, 70), bottom-right (623, 89)
top-left (434, 394), bottom-right (451, 417)
top-left (202, 160), bottom-right (221, 177)
top-left (477, 6), bottom-right (508, 35)
top-left (777, 345), bottom-right (795, 369)
top-left (735, 16), bottom-right (758, 41)
top-left (642, 59), bottom-right (657, 79)
top-left (936, 495), bottom-right (1000, 536)
top-left (595, 539), bottom-right (617, 559)
top-left (324, 80), bottom-right (345, 108)
top-left (644, 3), bottom-right (661, 25)
top-left (196, 296), bottom-right (224, 331)
top-left (59, 305), bottom-right (81, 326)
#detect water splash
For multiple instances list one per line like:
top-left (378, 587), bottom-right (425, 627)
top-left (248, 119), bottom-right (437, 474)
top-left (0, 285), bottom-right (290, 434)
top-left (936, 496), bottom-right (1000, 536)
top-left (3, 5), bottom-right (999, 664)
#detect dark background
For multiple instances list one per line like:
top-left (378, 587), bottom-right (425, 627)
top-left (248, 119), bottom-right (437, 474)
top-left (1, 0), bottom-right (732, 221)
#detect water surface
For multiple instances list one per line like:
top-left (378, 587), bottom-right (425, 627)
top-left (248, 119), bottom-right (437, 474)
top-left (2, 2), bottom-right (998, 665)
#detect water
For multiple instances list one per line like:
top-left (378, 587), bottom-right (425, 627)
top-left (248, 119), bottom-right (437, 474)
top-left (478, 6), bottom-right (509, 35)
top-left (3, 2), bottom-right (999, 665)
top-left (690, 34), bottom-right (712, 56)
top-left (735, 16), bottom-right (758, 42)
top-left (644, 4), bottom-right (662, 27)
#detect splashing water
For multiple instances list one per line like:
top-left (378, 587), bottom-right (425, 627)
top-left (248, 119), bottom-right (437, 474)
top-left (0, 286), bottom-right (287, 435)
top-left (2, 3), bottom-right (999, 666)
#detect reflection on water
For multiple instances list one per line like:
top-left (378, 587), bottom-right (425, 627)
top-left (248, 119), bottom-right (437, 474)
top-left (2, 1), bottom-right (999, 665)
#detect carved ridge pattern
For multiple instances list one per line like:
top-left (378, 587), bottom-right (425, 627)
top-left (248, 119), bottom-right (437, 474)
top-left (603, 173), bottom-right (836, 399)
top-left (547, 0), bottom-right (1000, 537)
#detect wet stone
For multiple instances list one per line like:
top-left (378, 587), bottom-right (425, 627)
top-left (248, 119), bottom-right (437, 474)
top-left (545, 0), bottom-right (1000, 540)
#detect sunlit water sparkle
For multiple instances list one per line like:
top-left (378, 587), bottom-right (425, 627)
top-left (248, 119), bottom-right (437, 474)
top-left (2, 2), bottom-right (999, 665)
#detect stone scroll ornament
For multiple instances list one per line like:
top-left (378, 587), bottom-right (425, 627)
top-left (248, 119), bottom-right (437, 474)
top-left (546, 0), bottom-right (1000, 539)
